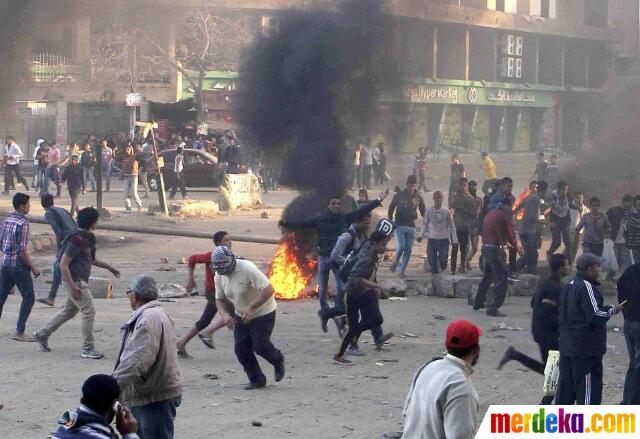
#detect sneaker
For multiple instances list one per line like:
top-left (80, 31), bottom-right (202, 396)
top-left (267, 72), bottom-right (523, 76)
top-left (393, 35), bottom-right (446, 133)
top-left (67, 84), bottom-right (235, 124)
top-left (274, 360), bottom-right (285, 382)
top-left (198, 334), bottom-right (215, 349)
top-left (375, 332), bottom-right (395, 350)
top-left (487, 309), bottom-right (507, 318)
top-left (346, 346), bottom-right (366, 356)
top-left (497, 346), bottom-right (515, 370)
top-left (398, 273), bottom-right (406, 279)
top-left (34, 332), bottom-right (51, 352)
top-left (177, 347), bottom-right (193, 359)
top-left (332, 354), bottom-right (354, 365)
top-left (389, 263), bottom-right (397, 273)
top-left (318, 310), bottom-right (328, 333)
top-left (37, 297), bottom-right (55, 307)
top-left (12, 332), bottom-right (35, 342)
top-left (81, 349), bottom-right (104, 359)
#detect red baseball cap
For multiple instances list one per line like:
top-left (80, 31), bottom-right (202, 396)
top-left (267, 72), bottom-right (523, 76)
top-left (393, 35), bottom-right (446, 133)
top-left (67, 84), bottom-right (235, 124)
top-left (446, 320), bottom-right (483, 349)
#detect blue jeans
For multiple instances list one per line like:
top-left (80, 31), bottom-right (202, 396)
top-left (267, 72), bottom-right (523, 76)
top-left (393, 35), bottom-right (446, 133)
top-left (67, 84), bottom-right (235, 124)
top-left (131, 396), bottom-right (181, 439)
top-left (427, 238), bottom-right (449, 274)
top-left (0, 266), bottom-right (35, 333)
top-left (317, 255), bottom-right (341, 309)
top-left (49, 259), bottom-right (62, 299)
top-left (393, 226), bottom-right (416, 274)
top-left (474, 245), bottom-right (508, 312)
top-left (38, 167), bottom-right (49, 195)
top-left (102, 164), bottom-right (112, 191)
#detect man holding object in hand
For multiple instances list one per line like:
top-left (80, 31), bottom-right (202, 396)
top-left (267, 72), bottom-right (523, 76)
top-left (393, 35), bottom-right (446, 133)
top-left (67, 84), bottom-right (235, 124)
top-left (213, 246), bottom-right (285, 390)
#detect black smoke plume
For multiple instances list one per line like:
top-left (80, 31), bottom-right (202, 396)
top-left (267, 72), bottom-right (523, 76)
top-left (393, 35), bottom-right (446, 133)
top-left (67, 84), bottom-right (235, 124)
top-left (238, 0), bottom-right (399, 206)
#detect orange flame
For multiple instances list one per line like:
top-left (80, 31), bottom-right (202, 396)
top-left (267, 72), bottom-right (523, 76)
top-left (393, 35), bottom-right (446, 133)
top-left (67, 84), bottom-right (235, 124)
top-left (513, 188), bottom-right (531, 221)
top-left (269, 233), bottom-right (317, 300)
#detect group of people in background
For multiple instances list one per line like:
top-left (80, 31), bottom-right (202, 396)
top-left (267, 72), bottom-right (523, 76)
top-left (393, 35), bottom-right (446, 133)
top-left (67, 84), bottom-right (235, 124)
top-left (350, 140), bottom-right (388, 190)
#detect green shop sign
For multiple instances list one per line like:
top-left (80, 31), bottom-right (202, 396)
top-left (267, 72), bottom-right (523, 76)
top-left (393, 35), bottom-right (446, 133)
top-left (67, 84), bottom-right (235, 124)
top-left (400, 84), bottom-right (556, 107)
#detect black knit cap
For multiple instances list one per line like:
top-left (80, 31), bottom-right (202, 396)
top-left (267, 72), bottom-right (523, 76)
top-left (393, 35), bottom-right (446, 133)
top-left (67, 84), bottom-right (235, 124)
top-left (82, 374), bottom-right (120, 415)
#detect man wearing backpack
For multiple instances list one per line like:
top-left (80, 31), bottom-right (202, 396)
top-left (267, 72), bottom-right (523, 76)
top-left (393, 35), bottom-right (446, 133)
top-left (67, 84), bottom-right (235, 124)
top-left (37, 194), bottom-right (77, 307)
top-left (333, 231), bottom-right (394, 365)
top-left (34, 207), bottom-right (121, 359)
top-left (279, 189), bottom-right (389, 313)
top-left (319, 212), bottom-right (372, 343)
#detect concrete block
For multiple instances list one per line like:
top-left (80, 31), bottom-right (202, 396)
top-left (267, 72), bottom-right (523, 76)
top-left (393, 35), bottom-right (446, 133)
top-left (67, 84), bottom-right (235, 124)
top-left (405, 280), bottom-right (428, 296)
top-left (32, 239), bottom-right (43, 251)
top-left (378, 278), bottom-right (408, 297)
top-left (216, 174), bottom-right (263, 211)
top-left (508, 274), bottom-right (539, 297)
top-left (89, 277), bottom-right (113, 299)
top-left (432, 274), bottom-right (482, 298)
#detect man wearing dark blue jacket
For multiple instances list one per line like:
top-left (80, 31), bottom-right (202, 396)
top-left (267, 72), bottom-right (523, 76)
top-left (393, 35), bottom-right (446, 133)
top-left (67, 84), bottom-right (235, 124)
top-left (52, 374), bottom-right (138, 439)
top-left (556, 254), bottom-right (623, 405)
top-left (279, 189), bottom-right (388, 311)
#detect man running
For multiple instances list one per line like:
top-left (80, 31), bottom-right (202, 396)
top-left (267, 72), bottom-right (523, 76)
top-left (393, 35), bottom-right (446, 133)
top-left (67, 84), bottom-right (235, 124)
top-left (0, 193), bottom-right (40, 341)
top-left (35, 207), bottom-right (120, 359)
top-left (213, 247), bottom-right (285, 390)
top-left (176, 231), bottom-right (232, 358)
top-left (333, 231), bottom-right (394, 365)
top-left (498, 254), bottom-right (569, 404)
top-left (37, 194), bottom-right (77, 306)
top-left (279, 189), bottom-right (388, 312)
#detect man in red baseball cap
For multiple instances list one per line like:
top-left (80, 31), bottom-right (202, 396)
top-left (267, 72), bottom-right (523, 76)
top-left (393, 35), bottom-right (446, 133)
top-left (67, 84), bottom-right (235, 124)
top-left (401, 320), bottom-right (482, 439)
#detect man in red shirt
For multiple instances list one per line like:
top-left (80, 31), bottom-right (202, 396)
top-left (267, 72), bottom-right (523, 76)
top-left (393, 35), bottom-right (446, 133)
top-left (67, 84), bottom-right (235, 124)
top-left (473, 199), bottom-right (523, 317)
top-left (177, 231), bottom-right (231, 358)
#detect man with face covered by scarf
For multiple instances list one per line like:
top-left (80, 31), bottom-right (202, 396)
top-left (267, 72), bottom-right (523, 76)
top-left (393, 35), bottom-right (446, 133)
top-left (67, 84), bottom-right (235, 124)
top-left (213, 246), bottom-right (285, 390)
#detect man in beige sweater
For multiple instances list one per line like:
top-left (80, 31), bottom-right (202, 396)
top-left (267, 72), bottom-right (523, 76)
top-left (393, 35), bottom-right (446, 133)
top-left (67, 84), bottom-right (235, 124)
top-left (113, 275), bottom-right (182, 439)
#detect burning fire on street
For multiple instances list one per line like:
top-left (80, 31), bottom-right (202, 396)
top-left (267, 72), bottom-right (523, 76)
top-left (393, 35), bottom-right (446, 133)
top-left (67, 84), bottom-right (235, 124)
top-left (269, 233), bottom-right (317, 300)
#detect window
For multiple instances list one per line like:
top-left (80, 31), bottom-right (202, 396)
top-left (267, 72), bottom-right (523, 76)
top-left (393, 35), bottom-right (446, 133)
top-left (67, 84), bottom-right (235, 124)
top-left (488, 0), bottom-right (517, 13)
top-left (530, 0), bottom-right (557, 18)
top-left (499, 33), bottom-right (525, 80)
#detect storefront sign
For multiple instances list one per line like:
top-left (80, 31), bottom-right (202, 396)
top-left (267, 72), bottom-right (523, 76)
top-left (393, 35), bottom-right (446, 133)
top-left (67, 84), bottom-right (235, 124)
top-left (400, 83), bottom-right (555, 107)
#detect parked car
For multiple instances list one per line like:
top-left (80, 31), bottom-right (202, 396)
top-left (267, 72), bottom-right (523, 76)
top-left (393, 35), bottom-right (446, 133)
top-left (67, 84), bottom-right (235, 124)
top-left (147, 148), bottom-right (222, 190)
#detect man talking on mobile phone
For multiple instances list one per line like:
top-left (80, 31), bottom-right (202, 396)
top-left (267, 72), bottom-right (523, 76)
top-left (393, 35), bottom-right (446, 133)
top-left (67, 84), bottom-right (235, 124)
top-left (51, 374), bottom-right (139, 439)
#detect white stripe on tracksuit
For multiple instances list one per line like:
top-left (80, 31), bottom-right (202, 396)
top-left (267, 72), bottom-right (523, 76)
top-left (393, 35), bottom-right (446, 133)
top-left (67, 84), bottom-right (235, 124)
top-left (583, 280), bottom-right (614, 318)
top-left (585, 373), bottom-right (591, 404)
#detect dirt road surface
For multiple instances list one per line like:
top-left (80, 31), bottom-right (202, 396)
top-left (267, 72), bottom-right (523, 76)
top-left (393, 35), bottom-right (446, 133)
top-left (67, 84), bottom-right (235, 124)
top-left (0, 153), bottom-right (630, 438)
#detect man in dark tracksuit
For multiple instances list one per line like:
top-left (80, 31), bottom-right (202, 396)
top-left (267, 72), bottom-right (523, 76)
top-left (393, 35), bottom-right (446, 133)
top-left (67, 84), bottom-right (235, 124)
top-left (279, 190), bottom-right (388, 311)
top-left (617, 263), bottom-right (640, 404)
top-left (556, 253), bottom-right (623, 405)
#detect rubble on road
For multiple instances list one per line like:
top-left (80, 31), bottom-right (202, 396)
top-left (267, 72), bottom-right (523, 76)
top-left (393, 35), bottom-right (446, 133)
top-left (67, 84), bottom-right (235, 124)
top-left (158, 283), bottom-right (188, 298)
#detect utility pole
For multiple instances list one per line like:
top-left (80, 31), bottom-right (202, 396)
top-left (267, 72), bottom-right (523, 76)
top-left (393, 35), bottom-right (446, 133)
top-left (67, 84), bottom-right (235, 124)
top-left (94, 141), bottom-right (103, 211)
top-left (135, 121), bottom-right (168, 215)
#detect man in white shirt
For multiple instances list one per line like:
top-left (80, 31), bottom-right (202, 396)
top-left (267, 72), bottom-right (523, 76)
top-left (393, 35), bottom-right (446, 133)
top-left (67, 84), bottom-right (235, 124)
top-left (402, 320), bottom-right (482, 439)
top-left (32, 139), bottom-right (44, 189)
top-left (4, 136), bottom-right (30, 194)
top-left (213, 246), bottom-right (285, 390)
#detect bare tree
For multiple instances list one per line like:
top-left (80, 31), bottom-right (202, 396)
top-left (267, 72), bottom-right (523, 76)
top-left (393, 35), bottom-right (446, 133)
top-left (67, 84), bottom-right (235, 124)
top-left (91, 2), bottom-right (253, 121)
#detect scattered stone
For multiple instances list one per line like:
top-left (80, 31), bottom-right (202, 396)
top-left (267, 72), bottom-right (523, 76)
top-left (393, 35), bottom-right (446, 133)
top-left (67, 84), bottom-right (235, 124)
top-left (251, 421), bottom-right (263, 427)
top-left (158, 283), bottom-right (188, 298)
top-left (403, 333), bottom-right (419, 338)
top-left (260, 211), bottom-right (271, 219)
top-left (343, 425), bottom-right (355, 431)
top-left (388, 296), bottom-right (407, 301)
top-left (89, 277), bottom-right (113, 299)
top-left (490, 322), bottom-right (525, 332)
top-left (156, 266), bottom-right (177, 272)
top-left (366, 375), bottom-right (388, 379)
top-left (380, 358), bottom-right (398, 363)
top-left (375, 362), bottom-right (385, 366)
top-left (149, 200), bottom-right (219, 218)
top-left (203, 373), bottom-right (219, 380)
top-left (432, 315), bottom-right (446, 320)
top-left (177, 257), bottom-right (187, 265)
top-left (160, 257), bottom-right (169, 264)
top-left (232, 396), bottom-right (249, 402)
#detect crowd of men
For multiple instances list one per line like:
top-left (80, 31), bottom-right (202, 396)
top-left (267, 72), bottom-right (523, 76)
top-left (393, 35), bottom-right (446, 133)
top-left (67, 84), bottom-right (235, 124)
top-left (2, 147), bottom-right (640, 438)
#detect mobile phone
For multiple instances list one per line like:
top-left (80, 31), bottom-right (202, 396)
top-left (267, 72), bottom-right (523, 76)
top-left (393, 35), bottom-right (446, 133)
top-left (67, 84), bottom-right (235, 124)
top-left (113, 401), bottom-right (121, 413)
top-left (620, 300), bottom-right (629, 307)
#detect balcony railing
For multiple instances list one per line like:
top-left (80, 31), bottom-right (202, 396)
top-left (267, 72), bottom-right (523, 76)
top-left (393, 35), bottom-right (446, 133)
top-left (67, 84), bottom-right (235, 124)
top-left (31, 53), bottom-right (86, 83)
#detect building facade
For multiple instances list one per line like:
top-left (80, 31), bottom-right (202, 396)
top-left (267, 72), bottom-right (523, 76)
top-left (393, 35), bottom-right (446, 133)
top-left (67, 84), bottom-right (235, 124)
top-left (5, 0), bottom-right (639, 156)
